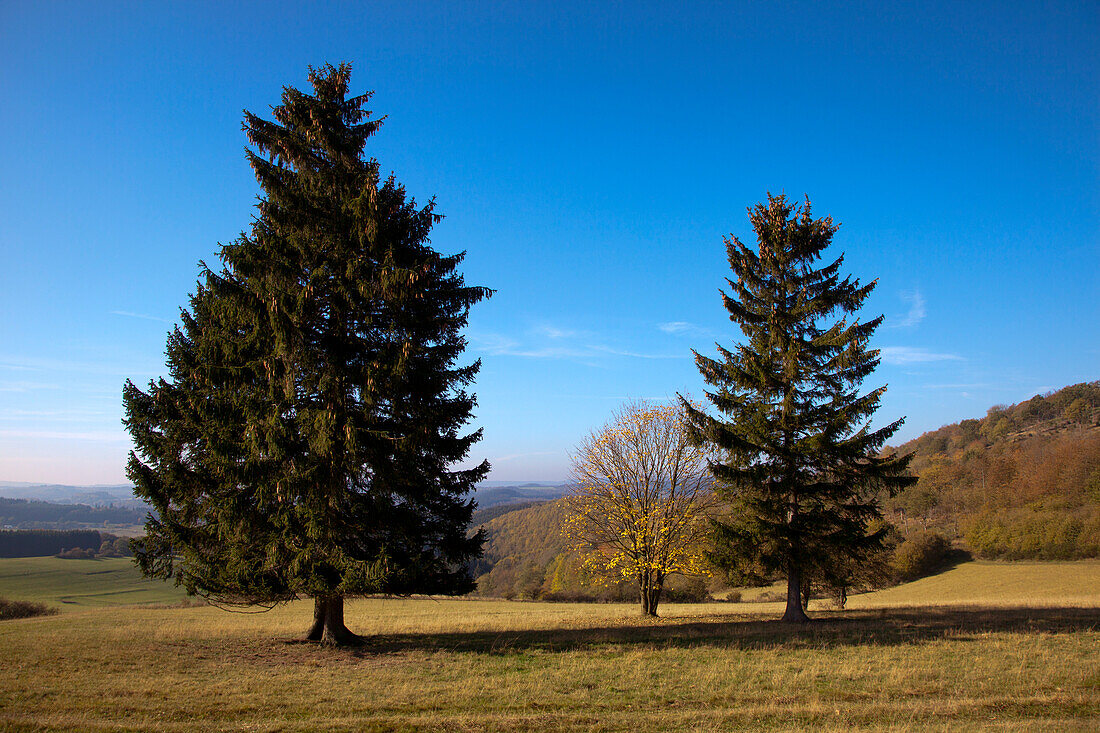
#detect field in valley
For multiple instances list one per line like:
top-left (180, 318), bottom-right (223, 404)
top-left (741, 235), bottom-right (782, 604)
top-left (0, 556), bottom-right (188, 611)
top-left (1, 559), bottom-right (1097, 731)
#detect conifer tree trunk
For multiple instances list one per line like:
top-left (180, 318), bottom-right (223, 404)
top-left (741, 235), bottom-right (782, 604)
top-left (304, 596), bottom-right (361, 645)
top-left (782, 559), bottom-right (810, 623)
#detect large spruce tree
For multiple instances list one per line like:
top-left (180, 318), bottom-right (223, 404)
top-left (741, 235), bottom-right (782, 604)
top-left (123, 64), bottom-right (490, 644)
top-left (682, 194), bottom-right (914, 622)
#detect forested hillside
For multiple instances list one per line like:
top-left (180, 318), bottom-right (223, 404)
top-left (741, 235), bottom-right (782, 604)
top-left (886, 381), bottom-right (1100, 559)
top-left (470, 497), bottom-right (704, 602)
top-left (468, 383), bottom-right (1100, 599)
top-left (471, 500), bottom-right (571, 598)
top-left (0, 497), bottom-right (146, 530)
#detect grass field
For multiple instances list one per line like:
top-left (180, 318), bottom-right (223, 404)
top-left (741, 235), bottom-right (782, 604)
top-left (0, 556), bottom-right (189, 611)
top-left (1, 559), bottom-right (1097, 731)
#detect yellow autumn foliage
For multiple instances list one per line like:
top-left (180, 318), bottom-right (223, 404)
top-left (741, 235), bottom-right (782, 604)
top-left (564, 401), bottom-right (716, 591)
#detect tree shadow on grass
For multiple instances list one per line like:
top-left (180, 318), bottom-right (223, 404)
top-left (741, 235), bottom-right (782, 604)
top-left (349, 605), bottom-right (1100, 657)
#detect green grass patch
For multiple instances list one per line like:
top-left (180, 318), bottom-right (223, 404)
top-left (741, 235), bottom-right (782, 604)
top-left (0, 555), bottom-right (189, 612)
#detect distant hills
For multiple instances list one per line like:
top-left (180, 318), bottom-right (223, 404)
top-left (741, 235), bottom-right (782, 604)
top-left (0, 483), bottom-right (144, 510)
top-left (0, 497), bottom-right (146, 531)
top-left (0, 480), bottom-right (569, 532)
top-left (471, 483), bottom-right (570, 510)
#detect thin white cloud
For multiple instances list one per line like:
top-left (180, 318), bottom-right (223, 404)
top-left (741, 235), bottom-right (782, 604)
top-left (470, 334), bottom-right (592, 359)
top-left (470, 333), bottom-right (519, 354)
top-left (659, 321), bottom-right (694, 334)
top-left (0, 354), bottom-right (161, 377)
top-left (879, 346), bottom-right (963, 365)
top-left (491, 451), bottom-right (558, 463)
top-left (587, 345), bottom-right (688, 360)
top-left (471, 330), bottom-right (684, 362)
top-left (657, 321), bottom-right (717, 340)
top-left (0, 381), bottom-right (62, 392)
top-left (0, 429), bottom-right (130, 442)
top-left (891, 290), bottom-right (926, 328)
top-left (533, 325), bottom-right (593, 340)
top-left (0, 409), bottom-right (110, 422)
top-left (111, 310), bottom-right (173, 324)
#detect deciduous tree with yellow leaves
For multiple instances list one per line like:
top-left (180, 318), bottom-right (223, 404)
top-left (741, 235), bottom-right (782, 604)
top-left (565, 402), bottom-right (714, 616)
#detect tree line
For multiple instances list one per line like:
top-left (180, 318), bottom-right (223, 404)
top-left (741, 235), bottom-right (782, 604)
top-left (0, 529), bottom-right (132, 558)
top-left (0, 497), bottom-right (145, 529)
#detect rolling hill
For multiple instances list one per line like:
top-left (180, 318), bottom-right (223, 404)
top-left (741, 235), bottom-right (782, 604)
top-left (467, 382), bottom-right (1100, 599)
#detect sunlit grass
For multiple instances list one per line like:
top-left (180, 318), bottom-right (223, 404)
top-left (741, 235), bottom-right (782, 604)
top-left (845, 559), bottom-right (1100, 609)
top-left (1, 559), bottom-right (1098, 731)
top-left (0, 556), bottom-right (188, 611)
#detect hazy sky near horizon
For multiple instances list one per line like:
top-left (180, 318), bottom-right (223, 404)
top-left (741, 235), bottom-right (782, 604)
top-left (1, 1), bottom-right (1097, 485)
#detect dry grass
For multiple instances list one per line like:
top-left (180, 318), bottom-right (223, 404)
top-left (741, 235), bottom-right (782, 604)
top-left (1, 598), bottom-right (1098, 730)
top-left (845, 559), bottom-right (1100, 609)
top-left (0, 559), bottom-right (1097, 730)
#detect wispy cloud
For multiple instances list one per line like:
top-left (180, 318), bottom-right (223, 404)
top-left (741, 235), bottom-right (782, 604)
top-left (879, 346), bottom-right (963, 365)
top-left (491, 451), bottom-right (558, 463)
top-left (0, 409), bottom-right (111, 423)
top-left (470, 334), bottom-right (591, 359)
top-left (0, 381), bottom-right (62, 393)
top-left (891, 290), bottom-right (926, 328)
top-left (470, 328), bottom-right (687, 363)
top-left (111, 310), bottom-right (173, 324)
top-left (658, 321), bottom-right (716, 340)
top-left (533, 325), bottom-right (593, 340)
top-left (0, 354), bottom-right (161, 378)
top-left (0, 429), bottom-right (130, 442)
top-left (588, 345), bottom-right (688, 360)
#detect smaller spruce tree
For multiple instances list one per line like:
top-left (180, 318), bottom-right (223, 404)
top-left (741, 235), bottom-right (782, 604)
top-left (682, 193), bottom-right (914, 622)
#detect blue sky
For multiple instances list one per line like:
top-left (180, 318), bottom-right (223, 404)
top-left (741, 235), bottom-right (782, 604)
top-left (1, 1), bottom-right (1096, 484)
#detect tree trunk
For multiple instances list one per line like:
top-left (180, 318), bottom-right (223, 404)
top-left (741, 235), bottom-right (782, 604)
top-left (303, 595), bottom-right (362, 645)
top-left (781, 559), bottom-right (810, 623)
top-left (638, 572), bottom-right (662, 617)
top-left (647, 584), bottom-right (662, 617)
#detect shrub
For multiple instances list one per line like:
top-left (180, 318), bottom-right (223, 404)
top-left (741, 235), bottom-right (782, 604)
top-left (0, 598), bottom-right (58, 620)
top-left (1064, 398), bottom-right (1090, 425)
top-left (56, 547), bottom-right (96, 560)
top-left (893, 530), bottom-right (950, 581)
top-left (662, 576), bottom-right (709, 603)
top-left (963, 507), bottom-right (1100, 560)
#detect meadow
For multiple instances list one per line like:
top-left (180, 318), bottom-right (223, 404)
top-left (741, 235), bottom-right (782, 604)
top-left (1, 559), bottom-right (1097, 731)
top-left (0, 556), bottom-right (188, 611)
